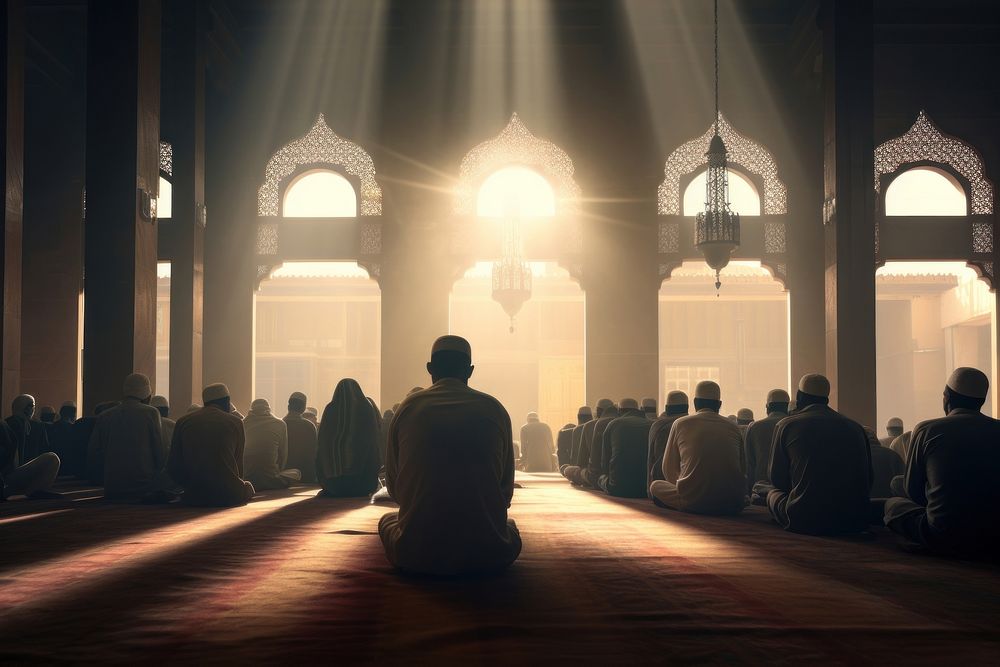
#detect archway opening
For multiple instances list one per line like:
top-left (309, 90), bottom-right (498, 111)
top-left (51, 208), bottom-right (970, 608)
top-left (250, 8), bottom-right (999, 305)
top-left (156, 262), bottom-right (171, 402)
top-left (254, 261), bottom-right (381, 413)
top-left (876, 261), bottom-right (994, 436)
top-left (476, 166), bottom-right (557, 219)
top-left (282, 169), bottom-right (358, 218)
top-left (659, 261), bottom-right (789, 415)
top-left (449, 261), bottom-right (585, 432)
top-left (157, 176), bottom-right (172, 220)
top-left (885, 166), bottom-right (967, 216)
top-left (682, 168), bottom-right (761, 216)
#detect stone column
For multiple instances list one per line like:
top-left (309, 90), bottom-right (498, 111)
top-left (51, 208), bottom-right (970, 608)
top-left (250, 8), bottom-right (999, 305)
top-left (821, 0), bottom-right (877, 425)
top-left (162, 0), bottom-right (205, 416)
top-left (0, 0), bottom-right (23, 413)
top-left (83, 0), bottom-right (161, 411)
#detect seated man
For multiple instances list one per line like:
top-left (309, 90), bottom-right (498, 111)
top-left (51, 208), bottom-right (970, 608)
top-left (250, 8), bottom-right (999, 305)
top-left (7, 395), bottom-right (50, 462)
top-left (284, 392), bottom-right (318, 483)
top-left (881, 417), bottom-right (904, 448)
top-left (168, 383), bottom-right (255, 507)
top-left (767, 374), bottom-right (872, 535)
top-left (598, 398), bottom-right (652, 498)
top-left (0, 418), bottom-right (61, 499)
top-left (647, 391), bottom-right (689, 496)
top-left (48, 401), bottom-right (78, 477)
top-left (556, 413), bottom-right (581, 471)
top-left (88, 374), bottom-right (169, 502)
top-left (583, 401), bottom-right (620, 487)
top-left (736, 408), bottom-right (754, 440)
top-left (641, 398), bottom-right (657, 421)
top-left (151, 396), bottom-right (176, 456)
top-left (744, 389), bottom-right (790, 502)
top-left (884, 368), bottom-right (1000, 556)
top-left (520, 412), bottom-right (555, 472)
top-left (563, 400), bottom-right (609, 485)
top-left (244, 398), bottom-right (301, 490)
top-left (867, 426), bottom-right (903, 498)
top-left (379, 335), bottom-right (521, 576)
top-left (649, 381), bottom-right (746, 516)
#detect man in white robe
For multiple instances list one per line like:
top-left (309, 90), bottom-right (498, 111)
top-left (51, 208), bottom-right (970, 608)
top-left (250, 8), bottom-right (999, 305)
top-left (881, 417), bottom-right (904, 448)
top-left (244, 398), bottom-right (301, 490)
top-left (379, 335), bottom-right (521, 576)
top-left (650, 381), bottom-right (746, 515)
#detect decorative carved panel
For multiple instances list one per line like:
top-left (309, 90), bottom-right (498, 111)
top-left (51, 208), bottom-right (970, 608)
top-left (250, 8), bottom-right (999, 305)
top-left (658, 222), bottom-right (680, 254)
top-left (360, 222), bottom-right (382, 255)
top-left (256, 223), bottom-right (279, 256)
top-left (764, 222), bottom-right (786, 254)
top-left (972, 221), bottom-right (993, 255)
top-left (159, 141), bottom-right (172, 177)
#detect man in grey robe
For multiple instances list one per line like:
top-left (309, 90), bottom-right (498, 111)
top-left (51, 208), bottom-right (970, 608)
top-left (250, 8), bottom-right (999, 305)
top-left (244, 398), bottom-right (301, 490)
top-left (564, 401), bottom-right (609, 485)
top-left (284, 392), bottom-right (318, 483)
top-left (650, 382), bottom-right (746, 515)
top-left (583, 401), bottom-right (620, 487)
top-left (379, 335), bottom-right (521, 576)
top-left (744, 389), bottom-right (790, 501)
top-left (561, 406), bottom-right (592, 474)
top-left (647, 391), bottom-right (689, 497)
top-left (641, 398), bottom-right (657, 421)
top-left (520, 412), bottom-right (556, 472)
top-left (884, 368), bottom-right (1000, 556)
top-left (151, 395), bottom-right (176, 456)
top-left (1, 418), bottom-right (61, 499)
top-left (767, 374), bottom-right (872, 535)
top-left (598, 398), bottom-right (652, 498)
top-left (881, 417), bottom-right (904, 448)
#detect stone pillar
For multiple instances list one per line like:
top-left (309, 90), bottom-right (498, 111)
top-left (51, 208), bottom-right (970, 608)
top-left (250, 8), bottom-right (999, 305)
top-left (822, 0), bottom-right (876, 425)
top-left (0, 0), bottom-right (23, 414)
top-left (162, 0), bottom-right (205, 417)
top-left (83, 0), bottom-right (161, 412)
top-left (585, 202), bottom-right (659, 406)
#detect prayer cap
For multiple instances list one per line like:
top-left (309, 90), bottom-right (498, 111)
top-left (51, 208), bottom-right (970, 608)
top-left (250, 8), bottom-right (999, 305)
top-left (289, 391), bottom-right (307, 403)
top-left (251, 398), bottom-right (271, 412)
top-left (946, 367), bottom-right (989, 399)
top-left (737, 408), bottom-right (754, 421)
top-left (39, 406), bottom-right (56, 417)
top-left (202, 383), bottom-right (231, 403)
top-left (151, 395), bottom-right (169, 409)
top-left (620, 398), bottom-right (639, 410)
top-left (123, 373), bottom-right (152, 400)
top-left (694, 381), bottom-right (721, 402)
top-left (798, 374), bottom-right (830, 399)
top-left (641, 398), bottom-right (656, 410)
top-left (766, 389), bottom-right (790, 404)
top-left (431, 335), bottom-right (472, 361)
top-left (887, 417), bottom-right (904, 430)
top-left (60, 400), bottom-right (77, 409)
top-left (305, 407), bottom-right (318, 416)
top-left (596, 398), bottom-right (615, 410)
top-left (12, 394), bottom-right (33, 413)
top-left (578, 406), bottom-right (592, 416)
top-left (666, 391), bottom-right (689, 407)
top-left (527, 412), bottom-right (539, 422)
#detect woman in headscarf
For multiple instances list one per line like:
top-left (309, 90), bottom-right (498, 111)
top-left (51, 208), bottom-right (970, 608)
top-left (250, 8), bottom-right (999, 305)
top-left (316, 379), bottom-right (380, 498)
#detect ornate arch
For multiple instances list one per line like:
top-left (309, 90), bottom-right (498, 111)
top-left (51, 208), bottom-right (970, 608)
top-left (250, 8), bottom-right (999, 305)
top-left (256, 113), bottom-right (382, 217)
top-left (657, 113), bottom-right (787, 216)
top-left (875, 110), bottom-right (994, 215)
top-left (454, 113), bottom-right (581, 216)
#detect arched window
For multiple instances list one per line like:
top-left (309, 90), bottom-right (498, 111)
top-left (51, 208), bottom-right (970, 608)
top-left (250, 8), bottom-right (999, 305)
top-left (884, 166), bottom-right (967, 216)
top-left (682, 168), bottom-right (761, 216)
top-left (282, 169), bottom-right (358, 218)
top-left (476, 166), bottom-right (557, 219)
top-left (157, 176), bottom-right (172, 220)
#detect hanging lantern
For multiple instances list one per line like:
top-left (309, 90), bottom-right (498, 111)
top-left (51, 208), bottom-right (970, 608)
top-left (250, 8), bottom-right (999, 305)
top-left (492, 218), bottom-right (532, 333)
top-left (696, 0), bottom-right (740, 293)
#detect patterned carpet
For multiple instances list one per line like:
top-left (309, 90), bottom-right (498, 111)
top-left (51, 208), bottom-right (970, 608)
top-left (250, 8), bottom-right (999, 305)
top-left (1, 474), bottom-right (999, 664)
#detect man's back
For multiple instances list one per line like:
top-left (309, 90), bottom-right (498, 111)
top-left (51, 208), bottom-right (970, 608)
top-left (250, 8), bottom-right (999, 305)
top-left (91, 399), bottom-right (163, 499)
top-left (870, 443), bottom-right (903, 498)
top-left (587, 416), bottom-right (617, 479)
top-left (169, 407), bottom-right (248, 506)
top-left (744, 413), bottom-right (784, 493)
top-left (906, 410), bottom-right (1000, 547)
top-left (602, 413), bottom-right (652, 498)
top-left (769, 404), bottom-right (871, 533)
top-left (556, 425), bottom-right (575, 468)
top-left (664, 410), bottom-right (745, 514)
top-left (520, 421), bottom-right (554, 472)
top-left (647, 413), bottom-right (684, 492)
top-left (383, 378), bottom-right (519, 575)
top-left (244, 413), bottom-right (287, 479)
top-left (284, 413), bottom-right (318, 482)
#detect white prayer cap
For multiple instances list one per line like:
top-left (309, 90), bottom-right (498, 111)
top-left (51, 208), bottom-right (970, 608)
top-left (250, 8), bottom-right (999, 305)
top-left (887, 417), bottom-right (904, 430)
top-left (620, 398), bottom-right (639, 410)
top-left (666, 391), bottom-right (689, 407)
top-left (431, 335), bottom-right (472, 360)
top-left (527, 412), bottom-right (539, 422)
top-left (305, 407), bottom-right (319, 416)
top-left (60, 400), bottom-right (77, 409)
top-left (123, 373), bottom-right (152, 400)
top-left (251, 398), bottom-right (270, 412)
top-left (946, 367), bottom-right (989, 399)
top-left (798, 374), bottom-right (830, 399)
top-left (641, 398), bottom-right (656, 410)
top-left (151, 395), bottom-right (169, 409)
top-left (202, 383), bottom-right (231, 403)
top-left (737, 408), bottom-right (754, 421)
top-left (596, 398), bottom-right (615, 410)
top-left (289, 391), bottom-right (307, 403)
top-left (766, 389), bottom-right (790, 404)
top-left (694, 381), bottom-right (721, 401)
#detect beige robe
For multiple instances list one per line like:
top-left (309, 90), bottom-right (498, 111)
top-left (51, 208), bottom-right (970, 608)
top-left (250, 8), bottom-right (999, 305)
top-left (379, 378), bottom-right (521, 575)
top-left (520, 420), bottom-right (555, 472)
top-left (244, 408), bottom-right (299, 489)
top-left (87, 398), bottom-right (165, 501)
top-left (168, 406), bottom-right (254, 507)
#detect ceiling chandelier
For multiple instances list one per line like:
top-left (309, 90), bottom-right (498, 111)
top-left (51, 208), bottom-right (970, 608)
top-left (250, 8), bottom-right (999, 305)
top-left (492, 209), bottom-right (532, 334)
top-left (696, 0), bottom-right (740, 293)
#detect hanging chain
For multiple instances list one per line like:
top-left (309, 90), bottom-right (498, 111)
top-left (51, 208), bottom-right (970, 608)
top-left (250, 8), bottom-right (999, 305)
top-left (714, 0), bottom-right (720, 134)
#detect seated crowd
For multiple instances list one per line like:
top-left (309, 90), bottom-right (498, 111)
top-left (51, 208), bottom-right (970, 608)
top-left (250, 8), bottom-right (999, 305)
top-left (1, 333), bottom-right (997, 576)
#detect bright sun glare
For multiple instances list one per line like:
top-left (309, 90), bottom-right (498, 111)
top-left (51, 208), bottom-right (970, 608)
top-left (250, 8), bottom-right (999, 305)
top-left (282, 169), bottom-right (358, 218)
top-left (477, 166), bottom-right (557, 218)
top-left (885, 166), bottom-right (967, 216)
top-left (683, 168), bottom-right (761, 216)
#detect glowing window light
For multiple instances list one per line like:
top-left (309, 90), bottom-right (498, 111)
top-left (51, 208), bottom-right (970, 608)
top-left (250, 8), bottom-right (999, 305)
top-left (157, 176), bottom-right (172, 220)
top-left (282, 169), bottom-right (357, 218)
top-left (270, 261), bottom-right (372, 279)
top-left (476, 166), bottom-right (556, 219)
top-left (885, 166), bottom-right (967, 216)
top-left (683, 169), bottom-right (760, 217)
